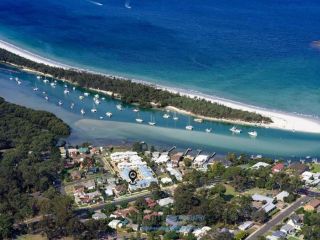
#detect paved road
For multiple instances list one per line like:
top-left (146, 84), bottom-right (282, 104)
top-left (246, 195), bottom-right (311, 240)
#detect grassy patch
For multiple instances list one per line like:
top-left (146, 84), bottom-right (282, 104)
top-left (311, 163), bottom-right (320, 173)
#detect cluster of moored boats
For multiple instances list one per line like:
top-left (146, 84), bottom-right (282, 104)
top-left (13, 75), bottom-right (258, 137)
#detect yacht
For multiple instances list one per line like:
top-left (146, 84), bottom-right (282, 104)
top-left (194, 118), bottom-right (203, 123)
top-left (133, 108), bottom-right (140, 113)
top-left (248, 131), bottom-right (258, 137)
top-left (17, 80), bottom-right (22, 85)
top-left (91, 108), bottom-right (97, 113)
top-left (185, 125), bottom-right (194, 131)
top-left (163, 113), bottom-right (170, 119)
top-left (116, 104), bottom-right (123, 111)
top-left (80, 109), bottom-right (85, 115)
top-left (205, 128), bottom-right (212, 133)
top-left (44, 96), bottom-right (49, 101)
top-left (94, 99), bottom-right (100, 105)
top-left (64, 89), bottom-right (70, 94)
top-left (36, 75), bottom-right (41, 79)
top-left (33, 87), bottom-right (39, 91)
top-left (43, 79), bottom-right (49, 83)
top-left (84, 92), bottom-right (90, 96)
top-left (230, 126), bottom-right (242, 134)
top-left (50, 82), bottom-right (56, 88)
top-left (148, 115), bottom-right (156, 126)
top-left (79, 95), bottom-right (84, 100)
top-left (58, 100), bottom-right (63, 106)
top-left (173, 112), bottom-right (179, 121)
top-left (106, 112), bottom-right (113, 118)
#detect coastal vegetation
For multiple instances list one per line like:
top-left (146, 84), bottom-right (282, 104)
top-left (0, 98), bottom-right (112, 239)
top-left (0, 48), bottom-right (272, 124)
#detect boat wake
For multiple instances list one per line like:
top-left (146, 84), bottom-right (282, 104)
top-left (125, 0), bottom-right (132, 9)
top-left (87, 0), bottom-right (103, 6)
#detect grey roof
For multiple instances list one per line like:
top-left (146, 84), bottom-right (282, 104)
top-left (272, 231), bottom-right (286, 238)
top-left (281, 224), bottom-right (295, 232)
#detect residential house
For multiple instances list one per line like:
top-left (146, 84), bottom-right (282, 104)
top-left (145, 198), bottom-right (157, 208)
top-left (170, 152), bottom-right (184, 167)
top-left (179, 225), bottom-right (194, 236)
top-left (289, 163), bottom-right (309, 175)
top-left (166, 215), bottom-right (180, 226)
top-left (275, 191), bottom-right (289, 202)
top-left (70, 170), bottom-right (81, 181)
top-left (157, 197), bottom-right (174, 207)
top-left (280, 224), bottom-right (295, 235)
top-left (59, 147), bottom-right (67, 159)
top-left (287, 214), bottom-right (303, 231)
top-left (161, 177), bottom-right (173, 184)
top-left (83, 179), bottom-right (96, 190)
top-left (238, 221), bottom-right (254, 231)
top-left (251, 162), bottom-right (270, 170)
top-left (114, 184), bottom-right (127, 197)
top-left (304, 199), bottom-right (320, 212)
top-left (113, 207), bottom-right (139, 218)
top-left (252, 194), bottom-right (276, 213)
top-left (92, 212), bottom-right (107, 220)
top-left (193, 155), bottom-right (209, 168)
top-left (108, 219), bottom-right (122, 229)
top-left (193, 226), bottom-right (211, 239)
top-left (266, 231), bottom-right (286, 240)
top-left (272, 163), bottom-right (285, 173)
top-left (68, 148), bottom-right (78, 158)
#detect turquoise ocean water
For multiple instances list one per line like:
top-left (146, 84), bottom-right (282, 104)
top-left (0, 0), bottom-right (320, 157)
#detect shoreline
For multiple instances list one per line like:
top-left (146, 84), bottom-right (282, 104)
top-left (1, 39), bottom-right (320, 134)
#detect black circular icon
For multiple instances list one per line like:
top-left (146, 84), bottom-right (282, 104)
top-left (128, 169), bottom-right (138, 183)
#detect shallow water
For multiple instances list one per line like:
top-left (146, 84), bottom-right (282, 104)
top-left (1, 65), bottom-right (319, 158)
top-left (0, 0), bottom-right (320, 117)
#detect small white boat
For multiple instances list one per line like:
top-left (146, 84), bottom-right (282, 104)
top-left (91, 108), bottom-right (97, 113)
top-left (64, 89), bottom-right (70, 94)
top-left (58, 100), bottom-right (63, 106)
top-left (101, 97), bottom-right (106, 100)
top-left (173, 116), bottom-right (179, 121)
top-left (80, 109), bottom-right (85, 115)
top-left (116, 104), bottom-right (123, 111)
top-left (15, 77), bottom-right (19, 81)
top-left (79, 95), bottom-right (84, 100)
top-left (205, 128), bottom-right (212, 133)
top-left (9, 77), bottom-right (13, 80)
top-left (185, 125), bottom-right (194, 131)
top-left (36, 76), bottom-right (41, 79)
top-left (17, 80), bottom-right (22, 85)
top-left (106, 112), bottom-right (113, 118)
top-left (42, 91), bottom-right (46, 95)
top-left (72, 87), bottom-right (76, 91)
top-left (248, 131), bottom-right (258, 137)
top-left (94, 94), bottom-right (99, 98)
top-left (133, 108), bottom-right (139, 112)
top-left (84, 92), bottom-right (90, 96)
top-left (70, 103), bottom-right (75, 109)
top-left (64, 84), bottom-right (68, 88)
top-left (94, 99), bottom-right (100, 105)
top-left (194, 118), bottom-right (203, 123)
top-left (99, 116), bottom-right (104, 120)
top-left (136, 118), bottom-right (144, 123)
top-left (44, 96), bottom-right (49, 101)
top-left (33, 87), bottom-right (39, 91)
top-left (230, 126), bottom-right (242, 134)
top-left (148, 121), bottom-right (156, 126)
top-left (50, 82), bottom-right (56, 87)
top-left (163, 114), bottom-right (170, 119)
top-left (43, 79), bottom-right (49, 83)
top-left (148, 115), bottom-right (156, 126)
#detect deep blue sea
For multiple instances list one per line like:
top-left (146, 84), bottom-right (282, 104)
top-left (1, 0), bottom-right (320, 117)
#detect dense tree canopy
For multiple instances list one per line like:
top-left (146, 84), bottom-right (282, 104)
top-left (0, 48), bottom-right (272, 123)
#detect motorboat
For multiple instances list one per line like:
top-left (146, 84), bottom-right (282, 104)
top-left (116, 104), bottom-right (123, 111)
top-left (84, 92), bottom-right (90, 96)
top-left (185, 125), bottom-right (194, 131)
top-left (230, 126), bottom-right (242, 134)
top-left (80, 109), bottom-right (85, 115)
top-left (205, 128), bottom-right (212, 133)
top-left (194, 118), bottom-right (203, 123)
top-left (79, 95), bottom-right (84, 100)
top-left (163, 113), bottom-right (170, 119)
top-left (248, 131), bottom-right (258, 137)
top-left (91, 108), bottom-right (97, 113)
top-left (136, 118), bottom-right (143, 123)
top-left (133, 108), bottom-right (139, 112)
top-left (106, 112), bottom-right (112, 118)
top-left (58, 100), bottom-right (63, 106)
top-left (64, 89), bottom-right (70, 94)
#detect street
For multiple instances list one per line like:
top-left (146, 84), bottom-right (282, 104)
top-left (246, 195), bottom-right (311, 240)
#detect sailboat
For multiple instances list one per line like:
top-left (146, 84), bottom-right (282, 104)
top-left (33, 82), bottom-right (39, 91)
top-left (173, 112), bottom-right (179, 121)
top-left (136, 112), bottom-right (143, 123)
top-left (79, 95), bottom-right (84, 100)
top-left (58, 100), bottom-right (63, 106)
top-left (194, 118), bottom-right (203, 123)
top-left (205, 128), bottom-right (212, 133)
top-left (106, 112), bottom-right (113, 118)
top-left (70, 103), bottom-right (75, 109)
top-left (36, 75), bottom-right (41, 79)
top-left (91, 103), bottom-right (97, 113)
top-left (84, 92), bottom-right (90, 97)
top-left (43, 76), bottom-right (49, 83)
top-left (133, 108), bottom-right (139, 113)
top-left (64, 89), bottom-right (70, 94)
top-left (81, 109), bottom-right (85, 115)
top-left (163, 113), bottom-right (170, 119)
top-left (44, 96), bottom-right (49, 101)
top-left (148, 114), bottom-right (156, 126)
top-left (185, 117), bottom-right (193, 131)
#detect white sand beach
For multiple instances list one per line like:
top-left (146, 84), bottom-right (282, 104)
top-left (1, 39), bottom-right (320, 134)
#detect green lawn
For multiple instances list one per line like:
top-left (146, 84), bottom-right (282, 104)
top-left (288, 236), bottom-right (300, 240)
top-left (311, 163), bottom-right (320, 173)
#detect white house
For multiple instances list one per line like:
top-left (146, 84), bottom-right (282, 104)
top-left (157, 197), bottom-right (174, 207)
top-left (193, 226), bottom-right (211, 238)
top-left (251, 162), bottom-right (270, 170)
top-left (92, 212), bottom-right (107, 220)
top-left (238, 221), bottom-right (254, 231)
top-left (275, 191), bottom-right (289, 202)
top-left (108, 219), bottom-right (122, 229)
top-left (280, 224), bottom-right (295, 235)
